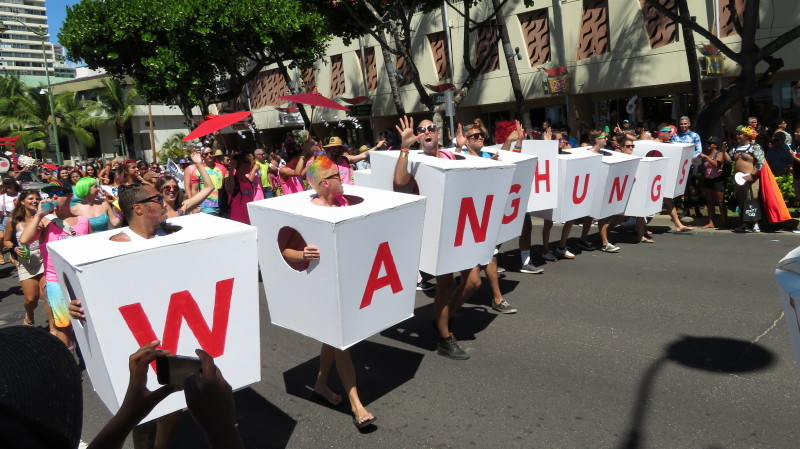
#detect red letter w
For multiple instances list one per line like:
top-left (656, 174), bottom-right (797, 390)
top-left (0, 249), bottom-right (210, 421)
top-left (454, 195), bottom-right (494, 247)
top-left (119, 278), bottom-right (234, 361)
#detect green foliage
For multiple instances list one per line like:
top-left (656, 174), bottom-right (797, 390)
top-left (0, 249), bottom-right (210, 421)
top-left (158, 133), bottom-right (191, 164)
top-left (775, 174), bottom-right (797, 206)
top-left (60, 0), bottom-right (331, 116)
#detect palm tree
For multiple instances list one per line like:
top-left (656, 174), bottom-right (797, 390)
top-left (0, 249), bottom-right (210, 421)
top-left (94, 77), bottom-right (141, 157)
top-left (0, 87), bottom-right (98, 160)
top-left (158, 132), bottom-right (189, 164)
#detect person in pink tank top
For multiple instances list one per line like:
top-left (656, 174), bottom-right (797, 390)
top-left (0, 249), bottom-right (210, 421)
top-left (278, 137), bottom-right (312, 195)
top-left (19, 184), bottom-right (91, 352)
top-left (279, 155), bottom-right (376, 430)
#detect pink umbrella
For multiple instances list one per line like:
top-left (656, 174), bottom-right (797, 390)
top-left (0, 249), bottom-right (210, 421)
top-left (278, 92), bottom-right (349, 111)
top-left (182, 111), bottom-right (252, 142)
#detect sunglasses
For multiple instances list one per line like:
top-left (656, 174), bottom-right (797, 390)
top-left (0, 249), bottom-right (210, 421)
top-left (624, 144), bottom-right (635, 148)
top-left (417, 125), bottom-right (437, 134)
top-left (135, 193), bottom-right (164, 205)
top-left (467, 132), bottom-right (486, 140)
top-left (160, 185), bottom-right (179, 191)
top-left (48, 189), bottom-right (70, 196)
top-left (323, 173), bottom-right (340, 183)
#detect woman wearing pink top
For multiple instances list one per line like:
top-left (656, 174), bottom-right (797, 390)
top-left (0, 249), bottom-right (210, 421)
top-left (19, 184), bottom-right (90, 350)
top-left (224, 151), bottom-right (264, 224)
top-left (278, 138), bottom-right (311, 194)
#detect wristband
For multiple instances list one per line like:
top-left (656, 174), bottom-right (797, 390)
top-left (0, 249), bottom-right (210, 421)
top-left (400, 148), bottom-right (410, 153)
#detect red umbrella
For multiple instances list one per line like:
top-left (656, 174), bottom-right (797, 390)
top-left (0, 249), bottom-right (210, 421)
top-left (182, 111), bottom-right (252, 142)
top-left (278, 92), bottom-right (349, 111)
top-left (40, 163), bottom-right (58, 170)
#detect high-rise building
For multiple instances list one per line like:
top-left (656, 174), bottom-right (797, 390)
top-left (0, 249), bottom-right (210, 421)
top-left (0, 0), bottom-right (74, 79)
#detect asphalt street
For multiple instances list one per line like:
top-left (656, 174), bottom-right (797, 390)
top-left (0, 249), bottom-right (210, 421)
top-left (1, 216), bottom-right (798, 449)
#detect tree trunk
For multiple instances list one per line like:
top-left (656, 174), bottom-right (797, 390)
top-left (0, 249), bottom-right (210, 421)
top-left (381, 41), bottom-right (405, 116)
top-left (677, 0), bottom-right (704, 122)
top-left (491, 0), bottom-right (532, 132)
top-left (276, 60), bottom-right (312, 128)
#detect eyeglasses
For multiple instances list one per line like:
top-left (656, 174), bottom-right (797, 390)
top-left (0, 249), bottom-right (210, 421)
top-left (467, 132), bottom-right (486, 140)
top-left (134, 193), bottom-right (164, 205)
top-left (324, 173), bottom-right (340, 182)
top-left (417, 125), bottom-right (437, 134)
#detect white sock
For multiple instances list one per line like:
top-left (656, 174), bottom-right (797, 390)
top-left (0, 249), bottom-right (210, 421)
top-left (520, 250), bottom-right (531, 266)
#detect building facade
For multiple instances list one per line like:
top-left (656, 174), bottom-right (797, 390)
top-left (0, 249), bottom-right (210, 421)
top-left (238, 0), bottom-right (800, 147)
top-left (0, 0), bottom-right (74, 80)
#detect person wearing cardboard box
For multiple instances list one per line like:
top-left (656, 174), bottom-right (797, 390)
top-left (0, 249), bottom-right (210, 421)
top-left (393, 116), bottom-right (483, 359)
top-left (656, 126), bottom-right (695, 232)
top-left (19, 184), bottom-right (90, 351)
top-left (280, 155), bottom-right (377, 430)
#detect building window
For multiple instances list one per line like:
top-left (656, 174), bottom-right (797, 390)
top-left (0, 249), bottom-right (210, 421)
top-left (474, 22), bottom-right (499, 74)
top-left (330, 54), bottom-right (345, 97)
top-left (640, 0), bottom-right (679, 49)
top-left (245, 68), bottom-right (289, 109)
top-left (518, 9), bottom-right (550, 67)
top-left (718, 0), bottom-right (749, 37)
top-left (356, 46), bottom-right (377, 92)
top-left (427, 31), bottom-right (450, 81)
top-left (576, 0), bottom-right (610, 60)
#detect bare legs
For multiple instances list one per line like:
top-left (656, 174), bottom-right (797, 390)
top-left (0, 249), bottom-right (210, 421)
top-left (702, 187), bottom-right (726, 228)
top-left (665, 198), bottom-right (693, 231)
top-left (317, 344), bottom-right (373, 424)
top-left (20, 274), bottom-right (42, 325)
top-left (433, 267), bottom-right (481, 338)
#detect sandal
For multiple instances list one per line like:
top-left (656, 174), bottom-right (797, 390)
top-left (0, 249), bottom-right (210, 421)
top-left (353, 414), bottom-right (377, 429)
top-left (700, 224), bottom-right (715, 229)
top-left (676, 226), bottom-right (695, 232)
top-left (22, 316), bottom-right (34, 326)
top-left (640, 237), bottom-right (654, 243)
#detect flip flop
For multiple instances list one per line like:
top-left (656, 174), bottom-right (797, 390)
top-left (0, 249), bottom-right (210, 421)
top-left (640, 237), bottom-right (654, 243)
top-left (700, 224), bottom-right (715, 229)
top-left (353, 414), bottom-right (377, 429)
top-left (312, 390), bottom-right (342, 407)
top-left (676, 226), bottom-right (695, 232)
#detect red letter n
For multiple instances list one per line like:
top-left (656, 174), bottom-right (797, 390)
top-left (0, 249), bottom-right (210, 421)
top-left (608, 175), bottom-right (629, 204)
top-left (360, 242), bottom-right (403, 309)
top-left (454, 195), bottom-right (494, 247)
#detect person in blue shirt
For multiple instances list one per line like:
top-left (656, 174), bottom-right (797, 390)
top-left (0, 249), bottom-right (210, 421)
top-left (671, 116), bottom-right (704, 218)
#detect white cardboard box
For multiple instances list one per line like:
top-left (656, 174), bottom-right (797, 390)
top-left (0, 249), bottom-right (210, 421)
top-left (623, 156), bottom-right (671, 217)
top-left (531, 150), bottom-right (602, 222)
top-left (358, 150), bottom-right (515, 274)
top-left (247, 184), bottom-right (426, 350)
top-left (492, 150), bottom-right (537, 244)
top-left (571, 148), bottom-right (640, 219)
top-left (353, 168), bottom-right (373, 188)
top-left (48, 213), bottom-right (260, 422)
top-left (776, 246), bottom-right (800, 374)
top-left (631, 141), bottom-right (694, 198)
top-left (519, 140), bottom-right (559, 212)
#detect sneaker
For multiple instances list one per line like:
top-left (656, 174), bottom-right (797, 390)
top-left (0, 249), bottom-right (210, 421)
top-left (519, 263), bottom-right (544, 274)
top-left (437, 336), bottom-right (469, 360)
top-left (416, 281), bottom-right (436, 291)
top-left (496, 266), bottom-right (506, 273)
top-left (492, 300), bottom-right (517, 314)
top-left (577, 240), bottom-right (595, 251)
top-left (542, 251), bottom-right (557, 262)
top-left (733, 225), bottom-right (747, 233)
top-left (600, 243), bottom-right (620, 253)
top-left (752, 223), bottom-right (761, 233)
top-left (553, 247), bottom-right (575, 259)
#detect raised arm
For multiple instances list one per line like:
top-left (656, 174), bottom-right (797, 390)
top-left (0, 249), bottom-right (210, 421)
top-left (183, 153), bottom-right (216, 213)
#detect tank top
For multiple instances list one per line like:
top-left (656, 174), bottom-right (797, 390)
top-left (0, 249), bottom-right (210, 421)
top-left (41, 216), bottom-right (90, 283)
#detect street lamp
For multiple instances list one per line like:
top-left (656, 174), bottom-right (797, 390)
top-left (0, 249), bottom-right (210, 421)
top-left (0, 20), bottom-right (61, 164)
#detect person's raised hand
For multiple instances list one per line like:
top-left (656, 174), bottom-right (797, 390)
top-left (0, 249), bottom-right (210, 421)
top-left (184, 349), bottom-right (237, 433)
top-left (190, 152), bottom-right (203, 165)
top-left (455, 123), bottom-right (467, 149)
top-left (118, 341), bottom-right (176, 422)
top-left (395, 115), bottom-right (417, 149)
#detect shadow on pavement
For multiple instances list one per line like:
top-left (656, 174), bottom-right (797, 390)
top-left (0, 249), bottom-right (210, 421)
top-left (282, 340), bottom-right (423, 411)
top-left (618, 336), bottom-right (775, 449)
top-left (380, 300), bottom-right (497, 350)
top-left (168, 387), bottom-right (296, 449)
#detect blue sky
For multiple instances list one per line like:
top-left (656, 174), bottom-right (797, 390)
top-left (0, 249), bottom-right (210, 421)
top-left (47, 0), bottom-right (81, 47)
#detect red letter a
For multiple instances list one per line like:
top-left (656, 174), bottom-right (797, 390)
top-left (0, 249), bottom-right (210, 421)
top-left (119, 278), bottom-right (235, 362)
top-left (454, 195), bottom-right (494, 247)
top-left (360, 242), bottom-right (403, 309)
